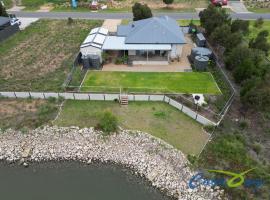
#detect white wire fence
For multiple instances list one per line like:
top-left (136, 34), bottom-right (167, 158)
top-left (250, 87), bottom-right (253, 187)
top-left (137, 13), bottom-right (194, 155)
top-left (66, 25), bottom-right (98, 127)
top-left (0, 91), bottom-right (217, 126)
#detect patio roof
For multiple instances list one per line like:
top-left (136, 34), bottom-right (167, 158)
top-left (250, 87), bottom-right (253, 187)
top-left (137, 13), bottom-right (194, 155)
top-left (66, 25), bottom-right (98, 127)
top-left (102, 36), bottom-right (171, 51)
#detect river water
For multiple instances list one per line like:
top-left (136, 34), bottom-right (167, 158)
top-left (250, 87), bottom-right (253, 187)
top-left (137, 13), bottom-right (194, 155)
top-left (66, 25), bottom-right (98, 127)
top-left (0, 162), bottom-right (174, 200)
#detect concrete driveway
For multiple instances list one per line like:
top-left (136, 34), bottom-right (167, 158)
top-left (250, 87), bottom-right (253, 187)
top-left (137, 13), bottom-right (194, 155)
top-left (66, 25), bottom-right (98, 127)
top-left (229, 1), bottom-right (250, 13)
top-left (102, 19), bottom-right (122, 33)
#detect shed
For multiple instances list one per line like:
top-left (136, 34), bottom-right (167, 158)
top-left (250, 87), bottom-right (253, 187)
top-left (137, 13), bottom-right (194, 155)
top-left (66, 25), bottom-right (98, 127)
top-left (80, 27), bottom-right (109, 63)
top-left (196, 33), bottom-right (206, 47)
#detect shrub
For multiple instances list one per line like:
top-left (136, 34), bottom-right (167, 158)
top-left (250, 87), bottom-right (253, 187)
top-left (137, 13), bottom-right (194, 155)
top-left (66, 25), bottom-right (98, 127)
top-left (249, 30), bottom-right (270, 56)
top-left (231, 19), bottom-right (249, 34)
top-left (163, 0), bottom-right (174, 6)
top-left (254, 17), bottom-right (264, 28)
top-left (0, 2), bottom-right (8, 17)
top-left (96, 111), bottom-right (118, 135)
top-left (132, 2), bottom-right (152, 21)
top-left (67, 17), bottom-right (74, 25)
top-left (252, 143), bottom-right (262, 154)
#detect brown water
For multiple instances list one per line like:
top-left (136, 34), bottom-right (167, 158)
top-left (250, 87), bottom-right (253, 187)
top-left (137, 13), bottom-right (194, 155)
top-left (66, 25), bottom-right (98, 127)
top-left (0, 162), bottom-right (174, 200)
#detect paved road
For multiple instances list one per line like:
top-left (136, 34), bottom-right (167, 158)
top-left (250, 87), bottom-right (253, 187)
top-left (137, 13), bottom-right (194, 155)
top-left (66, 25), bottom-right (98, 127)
top-left (9, 11), bottom-right (270, 20)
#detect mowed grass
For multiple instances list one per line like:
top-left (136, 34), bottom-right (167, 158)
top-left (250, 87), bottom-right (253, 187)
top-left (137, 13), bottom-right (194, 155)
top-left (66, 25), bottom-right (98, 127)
top-left (247, 20), bottom-right (270, 59)
top-left (54, 100), bottom-right (209, 155)
top-left (248, 20), bottom-right (270, 43)
top-left (81, 71), bottom-right (220, 94)
top-left (0, 19), bottom-right (102, 91)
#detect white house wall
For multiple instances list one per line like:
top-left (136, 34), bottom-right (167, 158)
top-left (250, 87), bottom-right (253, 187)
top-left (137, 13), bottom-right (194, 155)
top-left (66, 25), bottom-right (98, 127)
top-left (80, 46), bottom-right (102, 62)
top-left (170, 44), bottom-right (183, 60)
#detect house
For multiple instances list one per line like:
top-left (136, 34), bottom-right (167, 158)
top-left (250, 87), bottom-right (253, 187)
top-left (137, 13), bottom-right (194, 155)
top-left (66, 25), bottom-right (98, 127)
top-left (0, 16), bottom-right (20, 42)
top-left (80, 16), bottom-right (186, 67)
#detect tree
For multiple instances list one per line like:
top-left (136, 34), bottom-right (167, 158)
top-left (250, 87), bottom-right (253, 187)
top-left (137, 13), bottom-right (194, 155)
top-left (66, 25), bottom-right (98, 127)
top-left (132, 3), bottom-right (152, 21)
top-left (0, 2), bottom-right (8, 17)
top-left (225, 45), bottom-right (264, 71)
top-left (163, 0), bottom-right (174, 6)
top-left (249, 30), bottom-right (270, 56)
top-left (233, 55), bottom-right (267, 84)
top-left (210, 24), bottom-right (242, 50)
top-left (231, 19), bottom-right (249, 34)
top-left (254, 17), bottom-right (264, 28)
top-left (241, 72), bottom-right (270, 112)
top-left (199, 4), bottom-right (231, 35)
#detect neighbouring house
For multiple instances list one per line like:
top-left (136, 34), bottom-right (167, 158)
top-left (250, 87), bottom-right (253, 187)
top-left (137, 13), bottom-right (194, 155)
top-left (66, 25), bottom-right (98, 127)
top-left (80, 16), bottom-right (186, 68)
top-left (0, 16), bottom-right (19, 42)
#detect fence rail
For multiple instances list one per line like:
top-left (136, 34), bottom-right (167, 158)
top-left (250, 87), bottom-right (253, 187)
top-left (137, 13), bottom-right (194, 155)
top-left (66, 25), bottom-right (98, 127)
top-left (0, 91), bottom-right (217, 126)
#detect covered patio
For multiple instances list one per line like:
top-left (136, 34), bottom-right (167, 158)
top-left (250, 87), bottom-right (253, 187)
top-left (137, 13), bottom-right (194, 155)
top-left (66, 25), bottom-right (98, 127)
top-left (102, 36), bottom-right (172, 65)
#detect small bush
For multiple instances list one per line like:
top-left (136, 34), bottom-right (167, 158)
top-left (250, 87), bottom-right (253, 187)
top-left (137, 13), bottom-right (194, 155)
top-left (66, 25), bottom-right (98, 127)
top-left (252, 143), bottom-right (262, 154)
top-left (67, 17), bottom-right (74, 25)
top-left (254, 17), bottom-right (264, 28)
top-left (96, 111), bottom-right (118, 135)
top-left (204, 125), bottom-right (215, 133)
top-left (154, 111), bottom-right (166, 118)
top-left (239, 118), bottom-right (249, 130)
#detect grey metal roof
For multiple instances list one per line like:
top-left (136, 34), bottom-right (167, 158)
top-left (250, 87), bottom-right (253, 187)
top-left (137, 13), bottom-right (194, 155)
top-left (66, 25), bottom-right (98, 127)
top-left (117, 16), bottom-right (186, 44)
top-left (0, 17), bottom-right (10, 27)
top-left (196, 33), bottom-right (205, 41)
top-left (102, 36), bottom-right (171, 50)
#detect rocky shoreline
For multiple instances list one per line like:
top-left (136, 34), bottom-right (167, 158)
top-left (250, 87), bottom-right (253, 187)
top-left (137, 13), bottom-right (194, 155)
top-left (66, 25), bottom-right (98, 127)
top-left (0, 126), bottom-right (224, 200)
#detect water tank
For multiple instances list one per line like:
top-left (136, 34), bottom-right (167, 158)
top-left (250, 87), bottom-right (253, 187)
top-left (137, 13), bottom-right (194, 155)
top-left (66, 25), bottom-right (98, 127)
top-left (194, 55), bottom-right (209, 71)
top-left (191, 47), bottom-right (212, 61)
top-left (89, 54), bottom-right (101, 69)
top-left (81, 55), bottom-right (90, 69)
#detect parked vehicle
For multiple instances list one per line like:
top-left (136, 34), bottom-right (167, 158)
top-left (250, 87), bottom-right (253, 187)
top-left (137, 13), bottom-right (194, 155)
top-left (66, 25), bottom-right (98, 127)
top-left (211, 0), bottom-right (228, 6)
top-left (9, 14), bottom-right (21, 26)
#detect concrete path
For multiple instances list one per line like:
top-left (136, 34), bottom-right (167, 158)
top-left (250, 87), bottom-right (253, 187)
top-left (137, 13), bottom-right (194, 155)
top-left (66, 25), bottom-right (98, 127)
top-left (7, 6), bottom-right (25, 12)
top-left (8, 11), bottom-right (270, 20)
top-left (229, 1), bottom-right (251, 13)
top-left (102, 19), bottom-right (122, 33)
top-left (18, 17), bottom-right (39, 30)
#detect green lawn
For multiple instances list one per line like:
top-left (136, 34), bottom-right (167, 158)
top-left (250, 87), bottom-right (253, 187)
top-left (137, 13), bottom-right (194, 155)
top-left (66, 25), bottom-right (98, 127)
top-left (54, 100), bottom-right (209, 155)
top-left (177, 19), bottom-right (200, 26)
top-left (248, 20), bottom-right (270, 43)
top-left (247, 7), bottom-right (270, 13)
top-left (81, 71), bottom-right (221, 94)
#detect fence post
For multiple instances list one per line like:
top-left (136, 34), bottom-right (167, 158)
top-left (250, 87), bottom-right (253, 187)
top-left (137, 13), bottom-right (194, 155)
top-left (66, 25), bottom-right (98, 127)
top-left (14, 92), bottom-right (17, 98)
top-left (28, 92), bottom-right (31, 99)
top-left (73, 93), bottom-right (75, 100)
top-left (103, 94), bottom-right (105, 101)
top-left (88, 94), bottom-right (91, 101)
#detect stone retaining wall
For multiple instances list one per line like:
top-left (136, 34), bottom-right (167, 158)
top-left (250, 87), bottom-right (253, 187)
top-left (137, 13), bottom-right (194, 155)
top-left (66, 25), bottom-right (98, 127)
top-left (0, 126), bottom-right (225, 200)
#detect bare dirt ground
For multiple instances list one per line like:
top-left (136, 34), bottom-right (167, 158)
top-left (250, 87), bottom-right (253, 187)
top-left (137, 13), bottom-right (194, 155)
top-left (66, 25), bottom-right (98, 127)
top-left (0, 99), bottom-right (45, 129)
top-left (0, 19), bottom-right (102, 91)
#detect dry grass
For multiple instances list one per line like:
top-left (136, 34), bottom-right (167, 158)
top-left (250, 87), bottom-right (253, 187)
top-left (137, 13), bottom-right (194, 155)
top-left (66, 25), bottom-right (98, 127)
top-left (55, 100), bottom-right (210, 155)
top-left (0, 19), bottom-right (102, 91)
top-left (0, 98), bottom-right (59, 130)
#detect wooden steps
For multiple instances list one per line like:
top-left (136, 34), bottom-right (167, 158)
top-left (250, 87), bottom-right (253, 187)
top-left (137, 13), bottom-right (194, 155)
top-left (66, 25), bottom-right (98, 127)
top-left (120, 95), bottom-right (128, 105)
